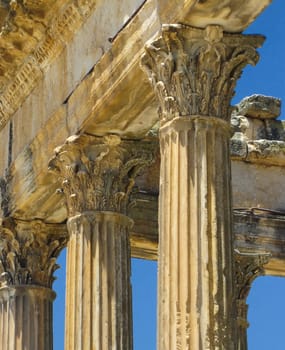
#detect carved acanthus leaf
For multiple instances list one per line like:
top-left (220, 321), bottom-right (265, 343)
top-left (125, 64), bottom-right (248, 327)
top-left (49, 134), bottom-right (156, 216)
top-left (141, 24), bottom-right (264, 123)
top-left (0, 218), bottom-right (67, 288)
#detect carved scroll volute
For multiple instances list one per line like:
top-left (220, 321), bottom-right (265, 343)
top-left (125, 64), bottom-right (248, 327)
top-left (49, 134), bottom-right (155, 216)
top-left (0, 218), bottom-right (67, 289)
top-left (141, 24), bottom-right (264, 123)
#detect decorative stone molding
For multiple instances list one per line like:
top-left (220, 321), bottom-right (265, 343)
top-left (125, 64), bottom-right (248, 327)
top-left (0, 0), bottom-right (97, 131)
top-left (0, 218), bottom-right (67, 288)
top-left (141, 24), bottom-right (264, 123)
top-left (49, 134), bottom-right (155, 216)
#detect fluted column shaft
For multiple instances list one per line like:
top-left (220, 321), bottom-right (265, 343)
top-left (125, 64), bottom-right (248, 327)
top-left (158, 116), bottom-right (235, 349)
top-left (65, 211), bottom-right (133, 350)
top-left (0, 286), bottom-right (55, 350)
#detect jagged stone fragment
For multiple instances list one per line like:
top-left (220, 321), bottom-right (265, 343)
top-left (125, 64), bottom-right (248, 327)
top-left (236, 94), bottom-right (281, 119)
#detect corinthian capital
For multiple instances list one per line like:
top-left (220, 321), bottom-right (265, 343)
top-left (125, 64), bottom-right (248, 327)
top-left (141, 24), bottom-right (264, 123)
top-left (49, 134), bottom-right (155, 216)
top-left (235, 249), bottom-right (271, 300)
top-left (0, 218), bottom-right (67, 288)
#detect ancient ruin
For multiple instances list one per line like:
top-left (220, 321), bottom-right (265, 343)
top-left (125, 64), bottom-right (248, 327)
top-left (0, 0), bottom-right (284, 349)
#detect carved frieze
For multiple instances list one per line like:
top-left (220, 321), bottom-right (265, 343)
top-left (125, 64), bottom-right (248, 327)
top-left (0, 218), bottom-right (67, 288)
top-left (141, 24), bottom-right (264, 123)
top-left (0, 0), bottom-right (97, 131)
top-left (49, 134), bottom-right (156, 216)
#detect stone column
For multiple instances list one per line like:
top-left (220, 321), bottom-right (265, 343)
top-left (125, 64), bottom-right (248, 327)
top-left (235, 250), bottom-right (270, 350)
top-left (49, 134), bottom-right (154, 350)
top-left (141, 24), bottom-right (264, 349)
top-left (0, 218), bottom-right (67, 350)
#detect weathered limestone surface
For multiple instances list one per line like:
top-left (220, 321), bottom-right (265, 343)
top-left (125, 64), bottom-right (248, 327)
top-left (0, 218), bottom-right (67, 350)
top-left (235, 94), bottom-right (281, 119)
top-left (158, 116), bottom-right (236, 349)
top-left (8, 0), bottom-right (146, 165)
top-left (49, 134), bottom-right (155, 350)
top-left (65, 211), bottom-right (133, 350)
top-left (141, 24), bottom-right (263, 349)
top-left (231, 96), bottom-right (285, 211)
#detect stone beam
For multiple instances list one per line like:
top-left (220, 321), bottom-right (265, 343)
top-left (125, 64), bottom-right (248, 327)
top-left (130, 197), bottom-right (285, 277)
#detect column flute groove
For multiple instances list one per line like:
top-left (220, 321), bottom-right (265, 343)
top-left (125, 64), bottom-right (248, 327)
top-left (141, 23), bottom-right (264, 349)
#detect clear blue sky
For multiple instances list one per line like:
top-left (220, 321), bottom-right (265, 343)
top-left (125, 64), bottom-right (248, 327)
top-left (53, 1), bottom-right (285, 349)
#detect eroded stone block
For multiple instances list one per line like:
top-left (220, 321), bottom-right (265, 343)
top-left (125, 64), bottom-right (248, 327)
top-left (236, 94), bottom-right (281, 119)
